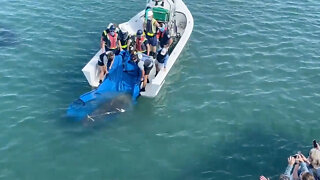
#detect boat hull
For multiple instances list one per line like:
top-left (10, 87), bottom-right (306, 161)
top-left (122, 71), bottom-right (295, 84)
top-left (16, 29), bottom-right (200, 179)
top-left (81, 0), bottom-right (194, 98)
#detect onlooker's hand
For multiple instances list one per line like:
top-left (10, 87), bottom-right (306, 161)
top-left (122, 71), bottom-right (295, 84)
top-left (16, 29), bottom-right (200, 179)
top-left (296, 155), bottom-right (303, 162)
top-left (300, 153), bottom-right (310, 164)
top-left (260, 175), bottom-right (270, 180)
top-left (288, 156), bottom-right (295, 166)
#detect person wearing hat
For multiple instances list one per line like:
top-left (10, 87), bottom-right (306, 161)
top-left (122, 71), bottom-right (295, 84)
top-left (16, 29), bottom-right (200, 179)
top-left (135, 53), bottom-right (153, 92)
top-left (155, 23), bottom-right (173, 75)
top-left (119, 29), bottom-right (131, 52)
top-left (158, 23), bottom-right (173, 49)
top-left (100, 24), bottom-right (121, 55)
top-left (155, 48), bottom-right (169, 76)
top-left (143, 10), bottom-right (160, 58)
top-left (98, 51), bottom-right (115, 84)
top-left (134, 29), bottom-right (150, 56)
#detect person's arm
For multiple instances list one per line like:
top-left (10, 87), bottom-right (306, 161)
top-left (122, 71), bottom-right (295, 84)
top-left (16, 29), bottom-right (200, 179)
top-left (284, 164), bottom-right (294, 177)
top-left (163, 55), bottom-right (168, 70)
top-left (126, 40), bottom-right (130, 51)
top-left (300, 162), bottom-right (309, 174)
top-left (300, 153), bottom-right (310, 165)
top-left (141, 69), bottom-right (145, 81)
top-left (143, 21), bottom-right (146, 31)
top-left (138, 62), bottom-right (145, 81)
top-left (295, 154), bottom-right (309, 174)
top-left (118, 40), bottom-right (122, 51)
top-left (168, 38), bottom-right (173, 47)
top-left (292, 164), bottom-right (300, 180)
top-left (110, 58), bottom-right (115, 70)
top-left (284, 156), bottom-right (295, 178)
top-left (164, 38), bottom-right (173, 48)
top-left (101, 37), bottom-right (105, 52)
top-left (154, 19), bottom-right (160, 28)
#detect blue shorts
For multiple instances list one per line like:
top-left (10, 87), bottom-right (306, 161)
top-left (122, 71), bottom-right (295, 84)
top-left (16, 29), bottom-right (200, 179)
top-left (146, 35), bottom-right (157, 46)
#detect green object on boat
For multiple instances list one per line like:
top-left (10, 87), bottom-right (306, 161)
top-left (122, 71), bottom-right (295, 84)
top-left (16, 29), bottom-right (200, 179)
top-left (153, 7), bottom-right (170, 22)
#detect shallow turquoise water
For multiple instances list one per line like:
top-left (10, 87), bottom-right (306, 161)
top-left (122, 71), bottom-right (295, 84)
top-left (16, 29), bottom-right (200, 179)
top-left (1, 0), bottom-right (320, 179)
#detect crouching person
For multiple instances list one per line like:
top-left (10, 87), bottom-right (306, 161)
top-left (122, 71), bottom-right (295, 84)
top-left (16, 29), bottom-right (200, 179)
top-left (136, 53), bottom-right (153, 92)
top-left (98, 51), bottom-right (115, 84)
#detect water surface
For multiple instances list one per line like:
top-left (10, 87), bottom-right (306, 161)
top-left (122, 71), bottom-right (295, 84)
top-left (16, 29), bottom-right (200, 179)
top-left (0, 0), bottom-right (320, 179)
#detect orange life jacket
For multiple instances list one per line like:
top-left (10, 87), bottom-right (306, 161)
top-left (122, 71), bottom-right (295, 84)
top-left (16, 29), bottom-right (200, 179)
top-left (107, 33), bottom-right (118, 49)
top-left (157, 27), bottom-right (168, 39)
top-left (135, 36), bottom-right (146, 52)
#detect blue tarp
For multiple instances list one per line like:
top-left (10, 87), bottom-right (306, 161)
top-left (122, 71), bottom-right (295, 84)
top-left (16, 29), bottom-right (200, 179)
top-left (67, 50), bottom-right (141, 121)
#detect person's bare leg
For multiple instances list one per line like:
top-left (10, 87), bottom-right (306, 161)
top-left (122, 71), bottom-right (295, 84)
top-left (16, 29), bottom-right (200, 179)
top-left (151, 46), bottom-right (157, 58)
top-left (99, 66), bottom-right (106, 83)
top-left (152, 46), bottom-right (156, 54)
top-left (156, 63), bottom-right (159, 72)
top-left (155, 63), bottom-right (160, 76)
top-left (143, 75), bottom-right (148, 88)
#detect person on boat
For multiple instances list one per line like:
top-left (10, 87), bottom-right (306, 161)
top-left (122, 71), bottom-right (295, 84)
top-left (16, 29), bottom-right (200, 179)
top-left (155, 48), bottom-right (169, 76)
top-left (143, 10), bottom-right (160, 58)
top-left (119, 29), bottom-right (131, 52)
top-left (145, 6), bottom-right (152, 21)
top-left (134, 29), bottom-right (150, 56)
top-left (155, 23), bottom-right (173, 75)
top-left (100, 24), bottom-right (121, 55)
top-left (136, 52), bottom-right (153, 92)
top-left (158, 23), bottom-right (173, 49)
top-left (98, 51), bottom-right (115, 84)
top-left (155, 0), bottom-right (164, 6)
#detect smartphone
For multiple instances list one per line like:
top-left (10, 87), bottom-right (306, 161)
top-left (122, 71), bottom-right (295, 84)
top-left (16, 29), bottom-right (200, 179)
top-left (313, 139), bottom-right (318, 148)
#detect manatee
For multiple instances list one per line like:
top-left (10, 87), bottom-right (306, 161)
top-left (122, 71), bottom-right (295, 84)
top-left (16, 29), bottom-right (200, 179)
top-left (83, 94), bottom-right (132, 125)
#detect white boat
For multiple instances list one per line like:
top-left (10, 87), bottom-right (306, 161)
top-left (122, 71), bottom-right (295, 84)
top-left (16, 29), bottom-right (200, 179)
top-left (81, 0), bottom-right (194, 98)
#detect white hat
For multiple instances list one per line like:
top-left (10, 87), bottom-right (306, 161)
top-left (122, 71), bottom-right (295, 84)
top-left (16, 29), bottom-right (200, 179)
top-left (147, 10), bottom-right (153, 17)
top-left (160, 48), bottom-right (168, 55)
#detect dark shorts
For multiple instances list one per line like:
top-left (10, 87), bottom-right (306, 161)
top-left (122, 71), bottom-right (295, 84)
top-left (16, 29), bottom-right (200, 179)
top-left (144, 65), bottom-right (153, 75)
top-left (98, 53), bottom-right (112, 70)
top-left (144, 59), bottom-right (153, 75)
top-left (146, 35), bottom-right (157, 46)
top-left (98, 53), bottom-right (105, 66)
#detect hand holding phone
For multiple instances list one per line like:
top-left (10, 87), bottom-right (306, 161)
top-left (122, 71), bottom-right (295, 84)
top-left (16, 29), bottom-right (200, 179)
top-left (292, 154), bottom-right (298, 158)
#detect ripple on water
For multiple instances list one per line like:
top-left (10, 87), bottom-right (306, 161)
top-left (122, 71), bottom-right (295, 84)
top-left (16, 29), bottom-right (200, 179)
top-left (0, 0), bottom-right (320, 179)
